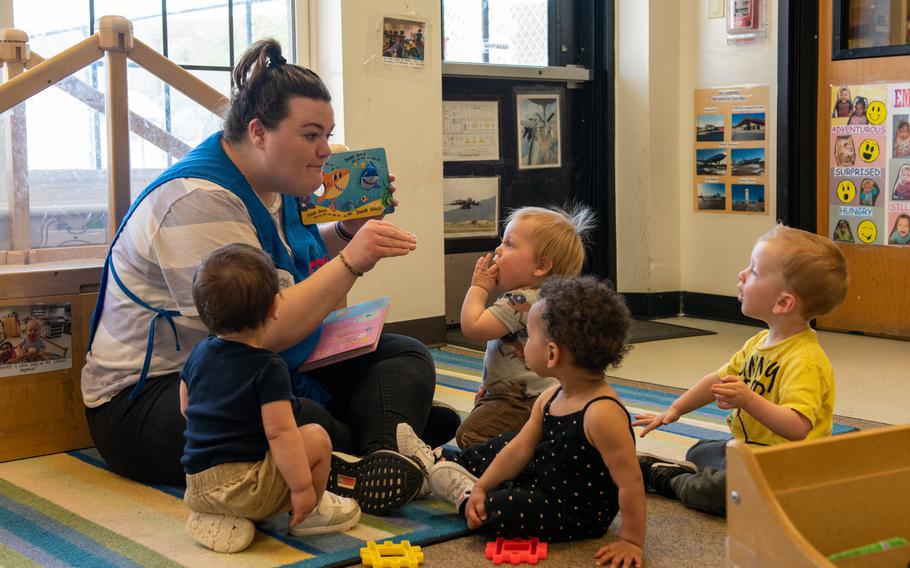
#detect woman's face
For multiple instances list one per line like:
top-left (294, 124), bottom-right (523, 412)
top-left (258, 97), bottom-right (334, 197)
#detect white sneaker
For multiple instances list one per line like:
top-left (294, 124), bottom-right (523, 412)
top-left (396, 422), bottom-right (442, 498)
top-left (428, 461), bottom-right (477, 510)
top-left (289, 491), bottom-right (362, 537)
top-left (185, 511), bottom-right (255, 553)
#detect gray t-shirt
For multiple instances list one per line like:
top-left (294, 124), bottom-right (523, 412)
top-left (481, 287), bottom-right (556, 398)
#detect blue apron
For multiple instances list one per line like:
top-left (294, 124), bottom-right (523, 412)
top-left (87, 132), bottom-right (330, 404)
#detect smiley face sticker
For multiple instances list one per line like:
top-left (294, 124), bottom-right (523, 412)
top-left (859, 139), bottom-right (880, 163)
top-left (857, 219), bottom-right (877, 243)
top-left (836, 180), bottom-right (856, 203)
top-left (866, 100), bottom-right (887, 125)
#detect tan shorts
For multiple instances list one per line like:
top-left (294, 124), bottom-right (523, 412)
top-left (184, 450), bottom-right (290, 521)
top-left (455, 393), bottom-right (537, 449)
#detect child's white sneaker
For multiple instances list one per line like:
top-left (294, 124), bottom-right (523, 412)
top-left (185, 511), bottom-right (255, 553)
top-left (396, 422), bottom-right (442, 498)
top-left (428, 461), bottom-right (478, 510)
top-left (289, 491), bottom-right (361, 537)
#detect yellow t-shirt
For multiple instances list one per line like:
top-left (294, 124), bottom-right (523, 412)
top-left (715, 328), bottom-right (834, 446)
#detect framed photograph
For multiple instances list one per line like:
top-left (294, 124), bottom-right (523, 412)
top-left (731, 112), bottom-right (766, 141)
top-left (443, 177), bottom-right (500, 238)
top-left (696, 114), bottom-right (725, 142)
top-left (516, 93), bottom-right (561, 169)
top-left (730, 148), bottom-right (766, 176)
top-left (731, 183), bottom-right (766, 213)
top-left (696, 182), bottom-right (726, 211)
top-left (696, 148), bottom-right (727, 176)
top-left (382, 17), bottom-right (426, 68)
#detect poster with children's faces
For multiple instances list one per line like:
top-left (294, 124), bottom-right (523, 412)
top-left (828, 83), bottom-right (910, 246)
top-left (0, 304), bottom-right (72, 377)
top-left (693, 86), bottom-right (769, 214)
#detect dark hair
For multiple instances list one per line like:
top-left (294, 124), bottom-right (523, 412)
top-left (0, 341), bottom-right (12, 350)
top-left (538, 276), bottom-right (632, 374)
top-left (192, 243), bottom-right (279, 334)
top-left (223, 38), bottom-right (331, 143)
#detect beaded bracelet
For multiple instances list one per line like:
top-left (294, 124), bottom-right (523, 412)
top-left (335, 221), bottom-right (355, 242)
top-left (338, 251), bottom-right (364, 277)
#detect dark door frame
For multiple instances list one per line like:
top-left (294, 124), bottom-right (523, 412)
top-left (777, 0), bottom-right (819, 231)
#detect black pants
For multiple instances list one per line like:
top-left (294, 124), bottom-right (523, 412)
top-left (85, 333), bottom-right (436, 485)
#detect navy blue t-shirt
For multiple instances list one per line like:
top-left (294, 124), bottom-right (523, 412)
top-left (181, 336), bottom-right (295, 475)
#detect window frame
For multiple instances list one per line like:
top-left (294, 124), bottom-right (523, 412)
top-left (832, 0), bottom-right (910, 60)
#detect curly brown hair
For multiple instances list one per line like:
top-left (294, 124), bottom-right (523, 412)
top-left (538, 276), bottom-right (632, 374)
top-left (192, 243), bottom-right (279, 335)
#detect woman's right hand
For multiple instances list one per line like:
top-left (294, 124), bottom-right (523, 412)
top-left (631, 407), bottom-right (682, 438)
top-left (341, 219), bottom-right (417, 274)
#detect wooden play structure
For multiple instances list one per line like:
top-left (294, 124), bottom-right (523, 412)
top-left (0, 16), bottom-right (228, 462)
top-left (727, 424), bottom-right (910, 567)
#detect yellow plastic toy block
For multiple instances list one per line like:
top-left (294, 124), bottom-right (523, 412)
top-left (360, 540), bottom-right (424, 568)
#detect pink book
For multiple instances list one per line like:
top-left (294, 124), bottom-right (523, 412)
top-left (299, 296), bottom-right (391, 372)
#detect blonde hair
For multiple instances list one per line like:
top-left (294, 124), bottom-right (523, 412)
top-left (759, 224), bottom-right (849, 319)
top-left (504, 204), bottom-right (596, 277)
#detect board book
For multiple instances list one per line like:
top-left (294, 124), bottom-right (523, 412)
top-left (301, 147), bottom-right (395, 225)
top-left (299, 296), bottom-right (391, 371)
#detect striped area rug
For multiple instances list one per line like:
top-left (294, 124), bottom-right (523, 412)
top-left (0, 346), bottom-right (855, 567)
top-left (432, 345), bottom-right (855, 462)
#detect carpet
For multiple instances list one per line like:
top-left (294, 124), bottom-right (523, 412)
top-left (431, 346), bottom-right (855, 462)
top-left (0, 347), bottom-right (853, 567)
top-left (446, 319), bottom-right (714, 351)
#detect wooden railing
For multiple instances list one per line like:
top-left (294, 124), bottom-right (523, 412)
top-left (0, 16), bottom-right (229, 262)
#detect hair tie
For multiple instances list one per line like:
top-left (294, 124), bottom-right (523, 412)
top-left (268, 53), bottom-right (286, 68)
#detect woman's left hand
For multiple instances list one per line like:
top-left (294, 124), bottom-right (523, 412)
top-left (337, 174), bottom-right (399, 236)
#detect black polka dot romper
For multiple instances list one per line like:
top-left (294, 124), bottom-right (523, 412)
top-left (451, 388), bottom-right (634, 542)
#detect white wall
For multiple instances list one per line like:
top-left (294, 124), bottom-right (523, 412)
top-left (316, 0), bottom-right (445, 324)
top-left (616, 0), bottom-right (778, 298)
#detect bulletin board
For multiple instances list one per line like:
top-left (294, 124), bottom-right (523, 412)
top-left (693, 85), bottom-right (770, 215)
top-left (828, 83), bottom-right (910, 246)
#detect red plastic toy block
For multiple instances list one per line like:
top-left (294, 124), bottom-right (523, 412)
top-left (484, 537), bottom-right (548, 565)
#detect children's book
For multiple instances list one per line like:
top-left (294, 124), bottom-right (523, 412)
top-left (301, 148), bottom-right (395, 225)
top-left (299, 296), bottom-right (391, 372)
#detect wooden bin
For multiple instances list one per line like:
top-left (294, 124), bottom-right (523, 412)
top-left (0, 264), bottom-right (101, 462)
top-left (727, 424), bottom-right (910, 567)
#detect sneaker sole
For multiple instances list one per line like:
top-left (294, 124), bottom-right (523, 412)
top-left (637, 451), bottom-right (698, 473)
top-left (328, 450), bottom-right (423, 516)
top-left (185, 512), bottom-right (254, 554)
top-left (289, 508), bottom-right (362, 537)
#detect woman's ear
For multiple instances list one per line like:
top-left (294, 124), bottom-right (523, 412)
top-left (248, 118), bottom-right (267, 148)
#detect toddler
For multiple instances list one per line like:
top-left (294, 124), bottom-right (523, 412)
top-left (832, 219), bottom-right (854, 243)
top-left (457, 205), bottom-right (595, 448)
top-left (894, 164), bottom-right (910, 200)
top-left (894, 120), bottom-right (910, 158)
top-left (848, 96), bottom-right (868, 125)
top-left (858, 179), bottom-right (879, 206)
top-left (889, 214), bottom-right (910, 245)
top-left (401, 276), bottom-right (644, 566)
top-left (17, 319), bottom-right (47, 358)
top-left (180, 243), bottom-right (360, 553)
top-left (634, 225), bottom-right (848, 517)
top-left (832, 87), bottom-right (852, 118)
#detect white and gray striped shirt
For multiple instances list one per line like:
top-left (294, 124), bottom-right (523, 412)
top-left (81, 178), bottom-right (296, 407)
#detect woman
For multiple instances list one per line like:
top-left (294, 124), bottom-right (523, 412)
top-left (81, 39), bottom-right (458, 508)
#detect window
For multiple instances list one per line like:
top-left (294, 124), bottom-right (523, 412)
top-left (1, 1), bottom-right (293, 253)
top-left (442, 0), bottom-right (548, 66)
top-left (834, 0), bottom-right (910, 59)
